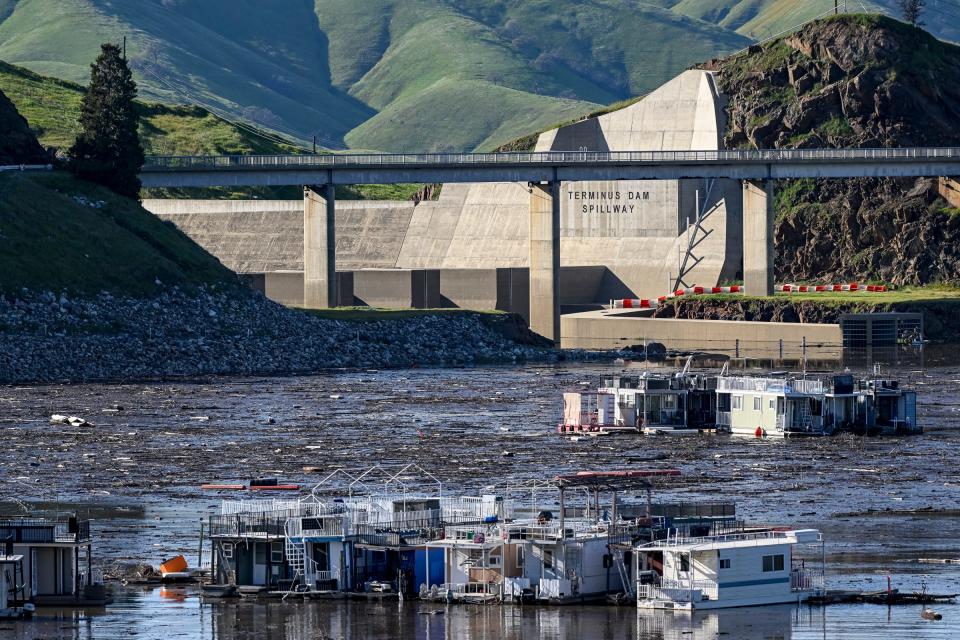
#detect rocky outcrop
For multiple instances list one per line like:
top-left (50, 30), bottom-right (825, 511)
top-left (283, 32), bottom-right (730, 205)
top-left (0, 288), bottom-right (576, 384)
top-left (0, 87), bottom-right (47, 164)
top-left (703, 15), bottom-right (960, 285)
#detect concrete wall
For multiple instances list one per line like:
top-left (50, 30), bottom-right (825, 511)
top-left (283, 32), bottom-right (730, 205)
top-left (144, 69), bottom-right (744, 307)
top-left (144, 198), bottom-right (415, 272)
top-left (352, 269), bottom-right (441, 309)
top-left (560, 309), bottom-right (842, 359)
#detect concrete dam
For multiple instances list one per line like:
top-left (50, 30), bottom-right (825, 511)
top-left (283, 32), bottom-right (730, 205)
top-left (145, 70), bottom-right (743, 318)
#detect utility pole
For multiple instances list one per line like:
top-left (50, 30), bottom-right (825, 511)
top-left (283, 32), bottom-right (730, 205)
top-left (313, 135), bottom-right (317, 154)
top-left (123, 36), bottom-right (127, 60)
top-left (834, 0), bottom-right (838, 14)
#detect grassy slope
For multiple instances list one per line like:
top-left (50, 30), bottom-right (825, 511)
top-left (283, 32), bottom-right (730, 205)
top-left (0, 172), bottom-right (236, 295)
top-left (0, 60), bottom-right (425, 200)
top-left (0, 0), bottom-right (371, 147)
top-left (0, 0), bottom-right (749, 152)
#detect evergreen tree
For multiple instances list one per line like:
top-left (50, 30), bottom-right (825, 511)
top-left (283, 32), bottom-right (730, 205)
top-left (899, 0), bottom-right (925, 26)
top-left (69, 43), bottom-right (144, 198)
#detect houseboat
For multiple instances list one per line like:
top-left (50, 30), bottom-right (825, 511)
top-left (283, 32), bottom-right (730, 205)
top-left (560, 371), bottom-right (716, 435)
top-left (0, 515), bottom-right (109, 607)
top-left (716, 375), bottom-right (831, 437)
top-left (563, 367), bottom-right (919, 438)
top-left (423, 470), bottom-right (744, 605)
top-left (205, 464), bottom-right (506, 598)
top-left (634, 527), bottom-right (825, 610)
top-left (858, 379), bottom-right (919, 435)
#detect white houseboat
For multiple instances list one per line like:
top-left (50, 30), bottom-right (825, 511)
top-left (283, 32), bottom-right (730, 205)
top-left (560, 372), bottom-right (716, 435)
top-left (634, 528), bottom-right (825, 610)
top-left (715, 375), bottom-right (830, 437)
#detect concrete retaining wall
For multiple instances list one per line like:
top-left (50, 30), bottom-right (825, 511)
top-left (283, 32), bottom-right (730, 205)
top-left (560, 310), bottom-right (842, 359)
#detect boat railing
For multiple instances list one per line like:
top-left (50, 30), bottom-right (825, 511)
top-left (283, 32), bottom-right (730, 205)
top-left (717, 377), bottom-right (824, 394)
top-left (0, 518), bottom-right (91, 543)
top-left (441, 582), bottom-right (500, 596)
top-left (637, 578), bottom-right (717, 602)
top-left (791, 569), bottom-right (825, 592)
top-left (639, 529), bottom-right (793, 548)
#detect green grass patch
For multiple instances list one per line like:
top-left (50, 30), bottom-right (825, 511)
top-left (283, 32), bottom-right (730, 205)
top-left (0, 171), bottom-right (237, 296)
top-left (817, 115), bottom-right (854, 139)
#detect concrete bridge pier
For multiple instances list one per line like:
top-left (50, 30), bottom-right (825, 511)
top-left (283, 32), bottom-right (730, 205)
top-left (742, 179), bottom-right (774, 297)
top-left (529, 181), bottom-right (561, 345)
top-left (304, 185), bottom-right (337, 308)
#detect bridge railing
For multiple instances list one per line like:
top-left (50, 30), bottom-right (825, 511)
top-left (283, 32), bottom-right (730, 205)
top-left (141, 147), bottom-right (960, 171)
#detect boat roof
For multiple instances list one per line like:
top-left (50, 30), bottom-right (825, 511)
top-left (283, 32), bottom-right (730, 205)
top-left (638, 529), bottom-right (821, 551)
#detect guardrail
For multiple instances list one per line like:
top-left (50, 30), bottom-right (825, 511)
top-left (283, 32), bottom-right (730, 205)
top-left (141, 147), bottom-right (960, 171)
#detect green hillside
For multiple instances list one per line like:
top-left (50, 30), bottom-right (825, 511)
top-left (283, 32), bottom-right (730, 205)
top-left (0, 59), bottom-right (300, 155)
top-left (0, 171), bottom-right (236, 295)
top-left (0, 0), bottom-right (749, 152)
top-left (2, 1), bottom-right (955, 152)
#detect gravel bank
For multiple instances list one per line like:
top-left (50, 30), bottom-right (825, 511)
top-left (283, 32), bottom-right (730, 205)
top-left (0, 288), bottom-right (585, 383)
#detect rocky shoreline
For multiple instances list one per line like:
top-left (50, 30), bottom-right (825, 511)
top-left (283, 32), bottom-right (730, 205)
top-left (0, 288), bottom-right (590, 384)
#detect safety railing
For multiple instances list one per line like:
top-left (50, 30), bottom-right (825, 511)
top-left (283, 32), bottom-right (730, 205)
top-left (441, 582), bottom-right (501, 596)
top-left (791, 569), bottom-right (825, 592)
top-left (141, 147), bottom-right (960, 171)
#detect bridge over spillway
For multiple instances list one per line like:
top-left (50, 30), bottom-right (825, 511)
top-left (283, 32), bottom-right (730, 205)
top-left (140, 148), bottom-right (960, 343)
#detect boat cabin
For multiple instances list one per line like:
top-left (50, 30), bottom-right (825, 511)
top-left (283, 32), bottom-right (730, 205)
top-left (634, 528), bottom-right (825, 610)
top-left (716, 376), bottom-right (828, 436)
top-left (0, 516), bottom-right (106, 606)
top-left (859, 379), bottom-right (919, 434)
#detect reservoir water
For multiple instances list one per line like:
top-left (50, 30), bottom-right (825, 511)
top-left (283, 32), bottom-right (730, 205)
top-left (2, 353), bottom-right (959, 638)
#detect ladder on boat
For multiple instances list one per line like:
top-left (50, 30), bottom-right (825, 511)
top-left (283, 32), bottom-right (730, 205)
top-left (795, 399), bottom-right (814, 433)
top-left (612, 547), bottom-right (633, 597)
top-left (284, 518), bottom-right (308, 598)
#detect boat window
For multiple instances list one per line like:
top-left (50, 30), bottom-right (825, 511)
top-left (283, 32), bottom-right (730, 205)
top-left (543, 549), bottom-right (553, 569)
top-left (719, 558), bottom-right (731, 569)
top-left (732, 396), bottom-right (743, 410)
top-left (762, 554), bottom-right (785, 572)
top-left (769, 399), bottom-right (775, 410)
top-left (516, 545), bottom-right (525, 569)
top-left (271, 542), bottom-right (284, 564)
top-left (753, 397), bottom-right (761, 411)
top-left (663, 395), bottom-right (676, 409)
top-left (222, 543), bottom-right (233, 559)
top-left (679, 554), bottom-right (690, 572)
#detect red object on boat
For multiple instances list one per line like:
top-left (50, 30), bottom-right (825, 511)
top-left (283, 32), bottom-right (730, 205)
top-left (248, 484), bottom-right (300, 491)
top-left (755, 426), bottom-right (764, 438)
top-left (201, 484), bottom-right (246, 490)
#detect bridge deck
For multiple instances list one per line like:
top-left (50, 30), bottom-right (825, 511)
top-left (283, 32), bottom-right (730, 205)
top-left (140, 148), bottom-right (960, 187)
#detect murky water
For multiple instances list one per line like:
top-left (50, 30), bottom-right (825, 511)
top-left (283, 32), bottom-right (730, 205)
top-left (2, 353), bottom-right (960, 638)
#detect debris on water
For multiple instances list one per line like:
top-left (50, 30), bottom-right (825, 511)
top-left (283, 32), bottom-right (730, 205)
top-left (49, 414), bottom-right (93, 427)
top-left (922, 607), bottom-right (943, 621)
top-left (330, 394), bottom-right (342, 399)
